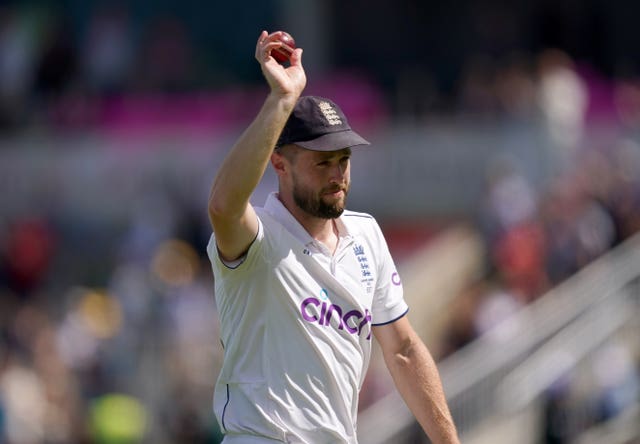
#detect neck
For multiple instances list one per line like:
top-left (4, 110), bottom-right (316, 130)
top-left (307, 216), bottom-right (338, 243)
top-left (309, 217), bottom-right (340, 255)
top-left (278, 193), bottom-right (340, 252)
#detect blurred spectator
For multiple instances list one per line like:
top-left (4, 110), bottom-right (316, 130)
top-left (457, 53), bottom-right (500, 118)
top-left (438, 283), bottom-right (481, 358)
top-left (33, 14), bottom-right (78, 98)
top-left (134, 16), bottom-right (194, 93)
top-left (479, 156), bottom-right (549, 300)
top-left (32, 13), bottom-right (86, 128)
top-left (536, 49), bottom-right (588, 163)
top-left (614, 77), bottom-right (640, 128)
top-left (1, 301), bottom-right (86, 444)
top-left (493, 219), bottom-right (548, 301)
top-left (472, 280), bottom-right (525, 341)
top-left (540, 174), bottom-right (616, 284)
top-left (118, 187), bottom-right (179, 264)
top-left (81, 4), bottom-right (135, 96)
top-left (0, 6), bottom-right (37, 128)
top-left (540, 340), bottom-right (640, 444)
top-left (480, 155), bottom-right (538, 243)
top-left (542, 377), bottom-right (575, 444)
top-left (1, 356), bottom-right (48, 443)
top-left (608, 140), bottom-right (640, 239)
top-left (591, 341), bottom-right (640, 422)
top-left (457, 51), bottom-right (537, 120)
top-left (3, 217), bottom-right (55, 297)
top-left (493, 53), bottom-right (537, 119)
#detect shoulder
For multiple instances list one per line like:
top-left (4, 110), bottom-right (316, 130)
top-left (341, 209), bottom-right (385, 239)
top-left (341, 209), bottom-right (375, 222)
top-left (254, 207), bottom-right (282, 235)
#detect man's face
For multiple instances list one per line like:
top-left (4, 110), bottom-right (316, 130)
top-left (289, 147), bottom-right (352, 219)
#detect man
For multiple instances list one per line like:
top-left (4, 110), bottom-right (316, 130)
top-left (207, 30), bottom-right (459, 444)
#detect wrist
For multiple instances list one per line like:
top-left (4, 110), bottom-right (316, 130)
top-left (265, 91), bottom-right (299, 112)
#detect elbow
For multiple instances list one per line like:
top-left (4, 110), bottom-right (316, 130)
top-left (208, 189), bottom-right (229, 222)
top-left (208, 189), bottom-right (245, 224)
top-left (388, 337), bottom-right (415, 368)
top-left (208, 193), bottom-right (222, 218)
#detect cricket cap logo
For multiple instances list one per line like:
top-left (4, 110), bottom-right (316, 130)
top-left (317, 101), bottom-right (343, 126)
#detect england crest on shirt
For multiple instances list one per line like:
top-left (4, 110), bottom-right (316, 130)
top-left (353, 243), bottom-right (374, 294)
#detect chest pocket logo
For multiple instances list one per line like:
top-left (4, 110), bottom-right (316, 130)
top-left (353, 243), bottom-right (374, 293)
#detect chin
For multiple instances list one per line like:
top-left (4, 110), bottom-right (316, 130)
top-left (324, 197), bottom-right (345, 210)
top-left (329, 202), bottom-right (346, 217)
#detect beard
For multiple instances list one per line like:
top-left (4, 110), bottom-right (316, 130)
top-left (292, 176), bottom-right (349, 219)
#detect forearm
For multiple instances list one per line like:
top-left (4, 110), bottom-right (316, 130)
top-left (209, 92), bottom-right (297, 220)
top-left (384, 336), bottom-right (460, 444)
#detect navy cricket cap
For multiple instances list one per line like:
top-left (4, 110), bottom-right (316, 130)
top-left (275, 96), bottom-right (370, 151)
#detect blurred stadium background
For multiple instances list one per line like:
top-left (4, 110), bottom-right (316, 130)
top-left (0, 0), bottom-right (639, 443)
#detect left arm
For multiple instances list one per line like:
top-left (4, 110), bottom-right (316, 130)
top-left (373, 316), bottom-right (460, 444)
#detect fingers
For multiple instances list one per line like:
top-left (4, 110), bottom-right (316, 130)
top-left (255, 30), bottom-right (277, 63)
top-left (255, 31), bottom-right (300, 65)
top-left (288, 48), bottom-right (303, 66)
top-left (255, 31), bottom-right (269, 62)
top-left (254, 30), bottom-right (306, 96)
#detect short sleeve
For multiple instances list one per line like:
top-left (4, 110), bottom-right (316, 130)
top-left (369, 222), bottom-right (408, 325)
top-left (207, 216), bottom-right (265, 276)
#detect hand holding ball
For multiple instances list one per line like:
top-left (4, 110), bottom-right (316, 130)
top-left (270, 31), bottom-right (296, 64)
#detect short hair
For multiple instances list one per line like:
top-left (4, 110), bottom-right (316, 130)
top-left (274, 144), bottom-right (300, 162)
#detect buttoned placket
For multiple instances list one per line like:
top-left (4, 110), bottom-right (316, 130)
top-left (332, 235), bottom-right (355, 275)
top-left (307, 234), bottom-right (354, 277)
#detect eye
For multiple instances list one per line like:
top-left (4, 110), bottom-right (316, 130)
top-left (316, 160), bottom-right (330, 167)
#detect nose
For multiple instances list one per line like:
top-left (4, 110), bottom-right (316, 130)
top-left (328, 163), bottom-right (346, 184)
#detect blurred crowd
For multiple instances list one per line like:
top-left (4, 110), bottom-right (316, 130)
top-left (0, 2), bottom-right (220, 131)
top-left (0, 1), bottom-right (640, 444)
top-left (438, 107), bottom-right (640, 442)
top-left (440, 136), bottom-right (640, 356)
top-left (1, 2), bottom-right (640, 131)
top-left (1, 200), bottom-right (222, 442)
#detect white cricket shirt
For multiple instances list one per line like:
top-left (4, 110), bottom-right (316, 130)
top-left (207, 192), bottom-right (408, 443)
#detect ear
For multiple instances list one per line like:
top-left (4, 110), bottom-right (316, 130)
top-left (271, 151), bottom-right (287, 178)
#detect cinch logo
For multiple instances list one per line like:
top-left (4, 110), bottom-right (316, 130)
top-left (300, 291), bottom-right (371, 340)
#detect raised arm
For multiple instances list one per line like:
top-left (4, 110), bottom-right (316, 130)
top-left (373, 317), bottom-right (460, 444)
top-left (208, 31), bottom-right (306, 261)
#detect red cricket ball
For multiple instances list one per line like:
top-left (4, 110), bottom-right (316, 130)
top-left (270, 31), bottom-right (296, 64)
